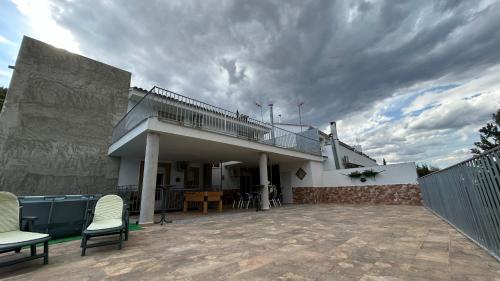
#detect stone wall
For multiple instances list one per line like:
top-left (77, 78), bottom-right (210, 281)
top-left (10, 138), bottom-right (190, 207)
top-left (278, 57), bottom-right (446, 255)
top-left (0, 36), bottom-right (130, 195)
top-left (293, 184), bottom-right (423, 205)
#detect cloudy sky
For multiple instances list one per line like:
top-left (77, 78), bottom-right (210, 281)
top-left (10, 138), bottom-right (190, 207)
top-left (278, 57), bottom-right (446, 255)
top-left (1, 0), bottom-right (499, 167)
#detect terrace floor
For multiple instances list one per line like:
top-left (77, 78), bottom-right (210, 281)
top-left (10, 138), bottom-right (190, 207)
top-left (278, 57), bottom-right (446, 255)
top-left (1, 204), bottom-right (500, 281)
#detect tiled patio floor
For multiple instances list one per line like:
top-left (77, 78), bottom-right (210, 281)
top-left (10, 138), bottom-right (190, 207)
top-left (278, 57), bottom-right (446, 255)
top-left (1, 205), bottom-right (500, 281)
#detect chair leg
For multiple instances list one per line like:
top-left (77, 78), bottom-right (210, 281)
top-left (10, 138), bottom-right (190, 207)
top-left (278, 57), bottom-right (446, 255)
top-left (43, 241), bottom-right (49, 265)
top-left (118, 231), bottom-right (123, 250)
top-left (30, 244), bottom-right (36, 256)
top-left (81, 234), bottom-right (88, 256)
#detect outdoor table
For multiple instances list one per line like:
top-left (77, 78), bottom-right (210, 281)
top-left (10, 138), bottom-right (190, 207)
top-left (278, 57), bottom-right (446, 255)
top-left (183, 191), bottom-right (223, 214)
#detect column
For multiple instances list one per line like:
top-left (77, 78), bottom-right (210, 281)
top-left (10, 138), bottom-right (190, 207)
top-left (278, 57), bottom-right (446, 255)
top-left (139, 132), bottom-right (160, 224)
top-left (259, 152), bottom-right (270, 210)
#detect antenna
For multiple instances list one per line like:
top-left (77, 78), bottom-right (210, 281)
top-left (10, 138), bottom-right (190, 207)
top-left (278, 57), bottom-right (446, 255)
top-left (255, 102), bottom-right (264, 122)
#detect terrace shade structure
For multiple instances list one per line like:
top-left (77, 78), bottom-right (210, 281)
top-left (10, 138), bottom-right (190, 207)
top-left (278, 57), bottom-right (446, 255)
top-left (108, 87), bottom-right (324, 224)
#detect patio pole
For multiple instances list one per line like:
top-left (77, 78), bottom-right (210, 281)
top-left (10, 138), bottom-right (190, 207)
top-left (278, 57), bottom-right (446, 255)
top-left (139, 132), bottom-right (160, 224)
top-left (259, 152), bottom-right (270, 210)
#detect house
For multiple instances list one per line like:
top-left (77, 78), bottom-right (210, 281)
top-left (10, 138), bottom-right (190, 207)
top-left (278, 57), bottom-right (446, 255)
top-left (0, 37), bottom-right (419, 226)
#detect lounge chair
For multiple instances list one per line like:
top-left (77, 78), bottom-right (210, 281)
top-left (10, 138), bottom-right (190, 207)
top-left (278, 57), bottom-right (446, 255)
top-left (81, 194), bottom-right (128, 256)
top-left (0, 191), bottom-right (50, 267)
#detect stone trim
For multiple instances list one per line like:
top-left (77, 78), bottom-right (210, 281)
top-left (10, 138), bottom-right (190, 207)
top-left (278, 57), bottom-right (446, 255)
top-left (292, 184), bottom-right (423, 205)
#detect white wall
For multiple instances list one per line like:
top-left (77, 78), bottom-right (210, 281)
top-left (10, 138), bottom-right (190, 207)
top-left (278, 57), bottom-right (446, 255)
top-left (118, 158), bottom-right (209, 188)
top-left (322, 145), bottom-right (338, 170)
top-left (321, 162), bottom-right (418, 187)
top-left (118, 158), bottom-right (141, 186)
top-left (212, 164), bottom-right (241, 190)
top-left (279, 160), bottom-right (324, 203)
top-left (336, 142), bottom-right (378, 168)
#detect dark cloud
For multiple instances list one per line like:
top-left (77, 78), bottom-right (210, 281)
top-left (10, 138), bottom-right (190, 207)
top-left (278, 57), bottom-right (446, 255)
top-left (219, 58), bottom-right (246, 84)
top-left (43, 0), bottom-right (500, 166)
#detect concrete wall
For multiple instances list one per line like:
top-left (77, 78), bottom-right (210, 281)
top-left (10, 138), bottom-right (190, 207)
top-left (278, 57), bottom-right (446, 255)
top-left (0, 37), bottom-right (130, 195)
top-left (279, 160), bottom-right (324, 203)
top-left (321, 162), bottom-right (417, 187)
top-left (336, 142), bottom-right (378, 169)
top-left (117, 158), bottom-right (141, 186)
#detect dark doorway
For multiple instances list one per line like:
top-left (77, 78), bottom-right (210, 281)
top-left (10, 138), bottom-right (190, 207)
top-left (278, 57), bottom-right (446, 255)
top-left (271, 164), bottom-right (281, 196)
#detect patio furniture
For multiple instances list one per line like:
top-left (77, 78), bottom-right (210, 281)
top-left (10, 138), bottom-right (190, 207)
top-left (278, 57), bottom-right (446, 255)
top-left (81, 195), bottom-right (128, 256)
top-left (183, 191), bottom-right (223, 214)
top-left (233, 192), bottom-right (243, 209)
top-left (244, 193), bottom-right (254, 209)
top-left (269, 185), bottom-right (280, 207)
top-left (0, 191), bottom-right (50, 267)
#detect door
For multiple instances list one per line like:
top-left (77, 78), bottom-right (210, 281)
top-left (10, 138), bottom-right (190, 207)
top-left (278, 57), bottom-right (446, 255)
top-left (184, 166), bottom-right (200, 188)
top-left (280, 172), bottom-right (292, 204)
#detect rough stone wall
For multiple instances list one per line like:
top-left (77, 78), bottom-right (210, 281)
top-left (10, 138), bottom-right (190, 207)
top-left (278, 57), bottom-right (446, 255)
top-left (0, 36), bottom-right (130, 195)
top-left (293, 184), bottom-right (423, 205)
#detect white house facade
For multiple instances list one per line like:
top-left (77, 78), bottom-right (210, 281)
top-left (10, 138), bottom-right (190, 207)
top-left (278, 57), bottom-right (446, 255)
top-left (0, 37), bottom-right (420, 227)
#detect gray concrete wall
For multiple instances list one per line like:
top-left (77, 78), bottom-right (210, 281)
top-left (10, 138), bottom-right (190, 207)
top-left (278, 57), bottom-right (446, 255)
top-left (0, 36), bottom-right (130, 195)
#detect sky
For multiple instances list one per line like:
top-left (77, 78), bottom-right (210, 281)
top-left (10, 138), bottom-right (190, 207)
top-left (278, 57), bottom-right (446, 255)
top-left (1, 0), bottom-right (499, 168)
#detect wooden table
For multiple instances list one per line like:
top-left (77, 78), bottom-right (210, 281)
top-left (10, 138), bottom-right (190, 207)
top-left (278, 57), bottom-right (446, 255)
top-left (183, 191), bottom-right (223, 214)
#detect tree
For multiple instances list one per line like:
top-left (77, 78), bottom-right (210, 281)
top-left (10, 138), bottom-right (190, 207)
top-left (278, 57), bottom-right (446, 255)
top-left (471, 109), bottom-right (500, 154)
top-left (0, 87), bottom-right (7, 111)
top-left (382, 158), bottom-right (387, 165)
top-left (416, 163), bottom-right (440, 177)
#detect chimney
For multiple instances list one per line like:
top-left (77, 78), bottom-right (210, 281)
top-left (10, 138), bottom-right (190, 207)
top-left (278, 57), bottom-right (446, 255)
top-left (330, 121), bottom-right (338, 140)
top-left (269, 104), bottom-right (275, 143)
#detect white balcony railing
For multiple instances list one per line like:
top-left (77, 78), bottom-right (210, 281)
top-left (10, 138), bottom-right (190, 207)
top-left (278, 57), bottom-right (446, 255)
top-left (112, 86), bottom-right (321, 156)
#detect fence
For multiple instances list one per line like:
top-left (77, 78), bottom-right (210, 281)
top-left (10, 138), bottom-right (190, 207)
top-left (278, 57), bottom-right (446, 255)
top-left (111, 86), bottom-right (321, 156)
top-left (418, 146), bottom-right (500, 261)
top-left (117, 185), bottom-right (221, 214)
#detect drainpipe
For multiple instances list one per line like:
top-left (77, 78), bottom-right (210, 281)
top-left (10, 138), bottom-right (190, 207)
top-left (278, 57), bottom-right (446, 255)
top-left (330, 121), bottom-right (341, 170)
top-left (269, 104), bottom-right (275, 144)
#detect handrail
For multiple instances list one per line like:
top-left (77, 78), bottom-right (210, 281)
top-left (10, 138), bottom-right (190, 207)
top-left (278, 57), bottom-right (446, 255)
top-left (419, 145), bottom-right (500, 179)
top-left (149, 86), bottom-right (320, 142)
top-left (111, 86), bottom-right (321, 156)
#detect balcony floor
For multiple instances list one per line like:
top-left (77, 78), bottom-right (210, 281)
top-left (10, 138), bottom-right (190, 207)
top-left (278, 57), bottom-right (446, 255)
top-left (2, 204), bottom-right (500, 280)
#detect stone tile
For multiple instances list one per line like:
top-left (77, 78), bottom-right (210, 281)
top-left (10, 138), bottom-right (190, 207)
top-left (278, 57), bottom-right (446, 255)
top-left (0, 205), bottom-right (499, 280)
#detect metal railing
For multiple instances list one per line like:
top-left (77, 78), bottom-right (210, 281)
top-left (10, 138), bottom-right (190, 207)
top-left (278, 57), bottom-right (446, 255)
top-left (117, 185), bottom-right (221, 214)
top-left (112, 86), bottom-right (321, 156)
top-left (418, 146), bottom-right (500, 261)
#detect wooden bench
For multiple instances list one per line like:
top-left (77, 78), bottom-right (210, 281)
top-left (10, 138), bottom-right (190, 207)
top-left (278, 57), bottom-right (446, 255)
top-left (183, 191), bottom-right (223, 214)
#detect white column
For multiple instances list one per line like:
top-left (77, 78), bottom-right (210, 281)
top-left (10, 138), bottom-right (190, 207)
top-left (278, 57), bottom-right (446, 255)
top-left (259, 152), bottom-right (270, 210)
top-left (139, 132), bottom-right (160, 224)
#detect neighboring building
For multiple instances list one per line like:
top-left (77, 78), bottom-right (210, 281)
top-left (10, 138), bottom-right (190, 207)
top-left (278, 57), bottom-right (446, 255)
top-left (0, 36), bottom-right (130, 196)
top-left (273, 122), bottom-right (377, 170)
top-left (1, 37), bottom-right (418, 225)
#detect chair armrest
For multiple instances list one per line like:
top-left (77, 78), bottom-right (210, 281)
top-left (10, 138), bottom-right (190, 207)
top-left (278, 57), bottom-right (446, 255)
top-left (82, 208), bottom-right (94, 233)
top-left (21, 216), bottom-right (39, 231)
top-left (123, 206), bottom-right (130, 228)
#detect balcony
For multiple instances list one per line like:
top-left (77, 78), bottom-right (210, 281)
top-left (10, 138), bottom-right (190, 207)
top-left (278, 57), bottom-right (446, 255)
top-left (111, 86), bottom-right (321, 156)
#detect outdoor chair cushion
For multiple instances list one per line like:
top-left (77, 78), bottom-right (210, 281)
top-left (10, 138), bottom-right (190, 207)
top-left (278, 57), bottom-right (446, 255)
top-left (86, 219), bottom-right (123, 232)
top-left (0, 192), bottom-right (20, 233)
top-left (84, 195), bottom-right (124, 232)
top-left (0, 230), bottom-right (49, 248)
